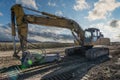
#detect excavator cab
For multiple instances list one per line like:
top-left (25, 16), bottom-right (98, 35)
top-left (85, 28), bottom-right (103, 43)
top-left (84, 28), bottom-right (110, 45)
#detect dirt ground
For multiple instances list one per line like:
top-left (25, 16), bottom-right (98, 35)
top-left (81, 45), bottom-right (120, 80)
top-left (0, 47), bottom-right (66, 68)
top-left (0, 45), bottom-right (120, 80)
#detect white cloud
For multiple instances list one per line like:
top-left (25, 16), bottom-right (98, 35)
top-left (62, 3), bottom-right (66, 7)
top-left (55, 10), bottom-right (63, 16)
top-left (28, 24), bottom-right (73, 43)
top-left (0, 12), bottom-right (3, 16)
top-left (89, 21), bottom-right (120, 42)
top-left (73, 0), bottom-right (90, 11)
top-left (0, 24), bottom-right (3, 26)
top-left (87, 0), bottom-right (120, 21)
top-left (28, 24), bottom-right (71, 35)
top-left (28, 35), bottom-right (73, 43)
top-left (48, 1), bottom-right (56, 7)
top-left (0, 23), bottom-right (73, 42)
top-left (16, 0), bottom-right (38, 9)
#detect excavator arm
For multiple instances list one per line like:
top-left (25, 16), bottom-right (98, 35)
top-left (24, 15), bottom-right (84, 44)
top-left (11, 4), bottom-right (84, 57)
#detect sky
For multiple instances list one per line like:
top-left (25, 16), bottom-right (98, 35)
top-left (0, 0), bottom-right (120, 42)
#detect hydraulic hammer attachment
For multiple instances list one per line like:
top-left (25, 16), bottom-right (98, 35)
top-left (21, 51), bottom-right (60, 67)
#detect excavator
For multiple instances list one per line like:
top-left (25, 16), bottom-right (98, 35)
top-left (11, 4), bottom-right (109, 67)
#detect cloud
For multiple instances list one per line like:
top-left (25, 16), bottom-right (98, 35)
top-left (55, 10), bottom-right (63, 16)
top-left (28, 24), bottom-right (71, 35)
top-left (89, 20), bottom-right (120, 42)
top-left (110, 20), bottom-right (120, 27)
top-left (0, 24), bottom-right (12, 41)
top-left (62, 3), bottom-right (66, 7)
top-left (87, 0), bottom-right (120, 21)
top-left (73, 0), bottom-right (90, 11)
top-left (28, 30), bottom-right (74, 42)
top-left (16, 0), bottom-right (38, 9)
top-left (0, 24), bottom-right (3, 26)
top-left (28, 35), bottom-right (73, 43)
top-left (48, 1), bottom-right (56, 7)
top-left (28, 24), bottom-right (73, 43)
top-left (0, 12), bottom-right (3, 16)
top-left (0, 23), bottom-right (73, 43)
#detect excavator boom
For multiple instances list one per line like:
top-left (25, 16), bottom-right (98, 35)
top-left (11, 4), bottom-right (84, 53)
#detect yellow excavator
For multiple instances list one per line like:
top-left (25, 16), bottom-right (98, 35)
top-left (11, 4), bottom-right (109, 66)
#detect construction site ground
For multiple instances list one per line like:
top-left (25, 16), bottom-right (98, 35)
top-left (0, 45), bottom-right (120, 80)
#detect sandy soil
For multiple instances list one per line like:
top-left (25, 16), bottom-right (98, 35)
top-left (0, 45), bottom-right (120, 80)
top-left (0, 47), bottom-right (67, 68)
top-left (81, 45), bottom-right (120, 80)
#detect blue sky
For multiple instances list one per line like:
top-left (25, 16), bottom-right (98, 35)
top-left (0, 0), bottom-right (120, 42)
